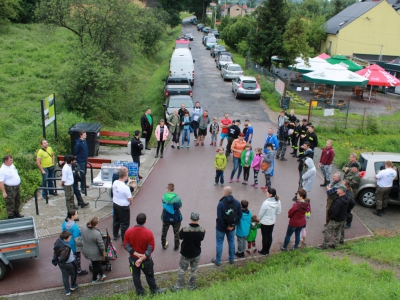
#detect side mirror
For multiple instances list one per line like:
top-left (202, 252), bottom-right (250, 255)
top-left (163, 104), bottom-right (167, 107)
top-left (193, 59), bottom-right (195, 63)
top-left (190, 47), bottom-right (192, 50)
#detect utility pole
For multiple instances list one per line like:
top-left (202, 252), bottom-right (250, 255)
top-left (378, 44), bottom-right (383, 61)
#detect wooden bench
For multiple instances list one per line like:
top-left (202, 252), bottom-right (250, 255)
top-left (57, 155), bottom-right (111, 170)
top-left (99, 131), bottom-right (130, 146)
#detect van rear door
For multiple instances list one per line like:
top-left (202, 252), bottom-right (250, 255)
top-left (170, 56), bottom-right (194, 85)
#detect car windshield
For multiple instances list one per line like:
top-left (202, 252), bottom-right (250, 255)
top-left (243, 80), bottom-right (257, 89)
top-left (216, 46), bottom-right (225, 50)
top-left (221, 56), bottom-right (232, 62)
top-left (168, 78), bottom-right (189, 84)
top-left (229, 66), bottom-right (242, 71)
top-left (185, 33), bottom-right (192, 36)
top-left (207, 38), bottom-right (217, 43)
top-left (169, 98), bottom-right (193, 108)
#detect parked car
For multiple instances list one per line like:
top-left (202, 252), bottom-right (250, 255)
top-left (211, 45), bottom-right (226, 58)
top-left (355, 152), bottom-right (400, 208)
top-left (215, 51), bottom-right (233, 62)
top-left (216, 55), bottom-right (233, 70)
top-left (202, 33), bottom-right (215, 45)
top-left (163, 75), bottom-right (191, 86)
top-left (231, 76), bottom-right (261, 100)
top-left (189, 17), bottom-right (197, 24)
top-left (197, 24), bottom-right (204, 31)
top-left (163, 95), bottom-right (194, 120)
top-left (205, 37), bottom-right (218, 50)
top-left (202, 27), bottom-right (211, 33)
top-left (221, 63), bottom-right (243, 80)
top-left (162, 76), bottom-right (193, 99)
top-left (170, 49), bottom-right (195, 85)
top-left (212, 30), bottom-right (220, 39)
top-left (184, 32), bottom-right (194, 41)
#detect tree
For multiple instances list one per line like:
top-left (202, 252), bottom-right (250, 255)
top-left (299, 0), bottom-right (322, 18)
top-left (224, 16), bottom-right (255, 51)
top-left (329, 0), bottom-right (344, 19)
top-left (14, 0), bottom-right (39, 23)
top-left (306, 15), bottom-right (326, 54)
top-left (0, 0), bottom-right (20, 33)
top-left (247, 0), bottom-right (289, 70)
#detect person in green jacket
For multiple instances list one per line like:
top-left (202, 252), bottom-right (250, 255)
top-left (241, 143), bottom-right (254, 185)
top-left (214, 147), bottom-right (227, 186)
top-left (161, 183), bottom-right (182, 250)
top-left (247, 214), bottom-right (261, 254)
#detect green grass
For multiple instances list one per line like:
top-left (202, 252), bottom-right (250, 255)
top-left (180, 12), bottom-right (193, 19)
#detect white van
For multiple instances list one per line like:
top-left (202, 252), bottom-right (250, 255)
top-left (170, 49), bottom-right (195, 85)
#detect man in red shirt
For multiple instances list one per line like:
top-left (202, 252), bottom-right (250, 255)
top-left (219, 113), bottom-right (232, 147)
top-left (124, 213), bottom-right (166, 296)
top-left (318, 140), bottom-right (335, 187)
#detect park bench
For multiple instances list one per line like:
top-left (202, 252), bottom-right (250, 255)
top-left (99, 131), bottom-right (130, 146)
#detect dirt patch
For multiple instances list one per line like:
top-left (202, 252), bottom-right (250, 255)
top-left (373, 228), bottom-right (399, 238)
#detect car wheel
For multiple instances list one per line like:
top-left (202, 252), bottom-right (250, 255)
top-left (358, 188), bottom-right (376, 208)
top-left (0, 261), bottom-right (7, 280)
top-left (232, 86), bottom-right (234, 93)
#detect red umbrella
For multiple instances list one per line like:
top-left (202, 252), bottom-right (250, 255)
top-left (355, 64), bottom-right (400, 100)
top-left (315, 53), bottom-right (330, 59)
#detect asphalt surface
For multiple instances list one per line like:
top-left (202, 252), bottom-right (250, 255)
top-left (0, 20), bottom-right (371, 297)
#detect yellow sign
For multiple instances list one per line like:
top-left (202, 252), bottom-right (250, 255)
top-left (43, 94), bottom-right (55, 127)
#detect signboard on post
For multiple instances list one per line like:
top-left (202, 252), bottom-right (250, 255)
top-left (41, 93), bottom-right (58, 140)
top-left (275, 78), bottom-right (285, 96)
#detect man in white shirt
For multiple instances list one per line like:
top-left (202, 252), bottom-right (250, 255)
top-left (373, 161), bottom-right (397, 217)
top-left (61, 155), bottom-right (76, 210)
top-left (0, 155), bottom-right (23, 219)
top-left (113, 167), bottom-right (133, 243)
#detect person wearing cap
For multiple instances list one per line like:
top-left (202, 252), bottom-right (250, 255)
top-left (342, 153), bottom-right (358, 175)
top-left (317, 184), bottom-right (349, 249)
top-left (343, 162), bottom-right (361, 193)
top-left (276, 120), bottom-right (290, 161)
top-left (318, 140), bottom-right (335, 187)
top-left (290, 119), bottom-right (301, 157)
top-left (225, 120), bottom-right (241, 157)
top-left (373, 161), bottom-right (397, 217)
top-left (229, 133), bottom-right (247, 183)
top-left (219, 113), bottom-right (232, 147)
top-left (171, 212), bottom-right (205, 291)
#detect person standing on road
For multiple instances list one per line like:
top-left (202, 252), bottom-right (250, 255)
top-left (140, 108), bottom-right (153, 150)
top-left (212, 186), bottom-right (242, 266)
top-left (244, 120), bottom-right (253, 144)
top-left (229, 133), bottom-right (246, 183)
top-left (225, 119), bottom-right (241, 157)
top-left (325, 172), bottom-right (341, 226)
top-left (235, 200), bottom-right (251, 258)
top-left (261, 143), bottom-right (276, 191)
top-left (276, 120), bottom-right (289, 161)
top-left (172, 212), bottom-right (206, 291)
top-left (298, 118), bottom-right (308, 157)
top-left (61, 155), bottom-right (77, 210)
top-left (191, 102), bottom-right (203, 141)
top-left (342, 153), bottom-right (358, 175)
top-left (112, 168), bottom-right (133, 243)
top-left (161, 183), bottom-right (182, 251)
top-left (318, 140), bottom-right (335, 187)
top-left (81, 217), bottom-right (107, 283)
top-left (131, 130), bottom-right (144, 179)
top-left (123, 213), bottom-right (166, 296)
top-left (277, 110), bottom-right (288, 136)
top-left (241, 143), bottom-right (254, 185)
top-left (155, 119), bottom-right (169, 158)
top-left (168, 110), bottom-right (181, 149)
top-left (0, 155), bottom-right (23, 219)
top-left (209, 117), bottom-right (220, 146)
top-left (36, 139), bottom-right (57, 200)
top-left (290, 119), bottom-right (301, 157)
top-left (318, 184), bottom-right (349, 249)
top-left (181, 111), bottom-right (191, 148)
top-left (343, 163), bottom-right (361, 194)
top-left (302, 125), bottom-right (318, 150)
top-left (219, 113), bottom-right (232, 147)
top-left (62, 209), bottom-right (88, 276)
top-left (71, 157), bottom-right (89, 209)
top-left (301, 157), bottom-right (316, 194)
top-left (196, 110), bottom-right (210, 147)
top-left (73, 131), bottom-right (89, 193)
top-left (340, 180), bottom-right (356, 243)
top-left (250, 147), bottom-right (262, 188)
top-left (264, 128), bottom-right (279, 176)
top-left (214, 147), bottom-right (227, 186)
top-left (258, 187), bottom-right (281, 255)
top-left (373, 161), bottom-right (397, 217)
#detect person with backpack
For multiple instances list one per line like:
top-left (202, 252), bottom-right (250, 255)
top-left (161, 183), bottom-right (182, 251)
top-left (212, 186), bottom-right (242, 266)
top-left (52, 230), bottom-right (78, 296)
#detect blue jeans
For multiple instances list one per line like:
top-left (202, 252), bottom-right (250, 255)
top-left (77, 162), bottom-right (87, 190)
top-left (215, 229), bottom-right (235, 263)
top-left (230, 157), bottom-right (242, 179)
top-left (181, 128), bottom-right (190, 146)
top-left (282, 225), bottom-right (303, 249)
top-left (41, 166), bottom-right (55, 197)
top-left (215, 170), bottom-right (224, 184)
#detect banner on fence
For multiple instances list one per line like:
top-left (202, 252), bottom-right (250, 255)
top-left (275, 78), bottom-right (285, 96)
top-left (324, 109), bottom-right (335, 116)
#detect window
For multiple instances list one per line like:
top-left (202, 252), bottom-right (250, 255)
top-left (243, 80), bottom-right (257, 89)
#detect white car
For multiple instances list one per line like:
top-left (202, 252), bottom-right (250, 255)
top-left (216, 55), bottom-right (232, 70)
top-left (221, 63), bottom-right (243, 80)
top-left (231, 76), bottom-right (261, 100)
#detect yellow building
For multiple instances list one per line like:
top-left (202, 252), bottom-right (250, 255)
top-left (223, 4), bottom-right (246, 17)
top-left (321, 1), bottom-right (400, 57)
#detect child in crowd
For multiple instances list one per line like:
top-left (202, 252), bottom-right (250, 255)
top-left (209, 117), bottom-right (219, 146)
top-left (235, 200), bottom-right (252, 258)
top-left (155, 119), bottom-right (169, 158)
top-left (247, 214), bottom-right (261, 254)
top-left (214, 147), bottom-right (227, 186)
top-left (300, 197), bottom-right (311, 247)
top-left (250, 148), bottom-right (263, 188)
top-left (261, 143), bottom-right (276, 191)
top-left (241, 143), bottom-right (254, 185)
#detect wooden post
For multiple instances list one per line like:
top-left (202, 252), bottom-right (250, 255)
top-left (361, 107), bottom-right (366, 130)
top-left (307, 99), bottom-right (312, 122)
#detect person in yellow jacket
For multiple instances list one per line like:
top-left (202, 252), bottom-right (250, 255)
top-left (214, 147), bottom-right (227, 186)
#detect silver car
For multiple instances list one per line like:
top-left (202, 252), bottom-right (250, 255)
top-left (356, 152), bottom-right (400, 208)
top-left (231, 76), bottom-right (261, 100)
top-left (216, 55), bottom-right (232, 70)
top-left (220, 63), bottom-right (243, 80)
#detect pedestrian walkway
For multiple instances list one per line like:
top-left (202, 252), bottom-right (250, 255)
top-left (21, 145), bottom-right (158, 238)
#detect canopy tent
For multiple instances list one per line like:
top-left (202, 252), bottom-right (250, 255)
top-left (302, 64), bottom-right (369, 99)
top-left (315, 53), bottom-right (330, 59)
top-left (326, 55), bottom-right (363, 72)
top-left (355, 64), bottom-right (400, 100)
top-left (288, 57), bottom-right (333, 73)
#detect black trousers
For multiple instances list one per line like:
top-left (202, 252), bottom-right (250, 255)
top-left (130, 256), bottom-right (158, 295)
top-left (243, 166), bottom-right (250, 181)
top-left (113, 203), bottom-right (130, 242)
top-left (91, 260), bottom-right (104, 281)
top-left (142, 131), bottom-right (152, 147)
top-left (260, 224), bottom-right (275, 254)
top-left (156, 141), bottom-right (165, 155)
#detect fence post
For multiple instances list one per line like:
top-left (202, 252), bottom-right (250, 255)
top-left (307, 99), bottom-right (312, 122)
top-left (345, 99), bottom-right (350, 129)
top-left (362, 108), bottom-right (366, 130)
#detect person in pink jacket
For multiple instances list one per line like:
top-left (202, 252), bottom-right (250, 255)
top-left (250, 148), bottom-right (263, 188)
top-left (155, 119), bottom-right (169, 158)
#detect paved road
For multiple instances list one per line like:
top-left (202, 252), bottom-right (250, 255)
top-left (0, 20), bottom-right (371, 297)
